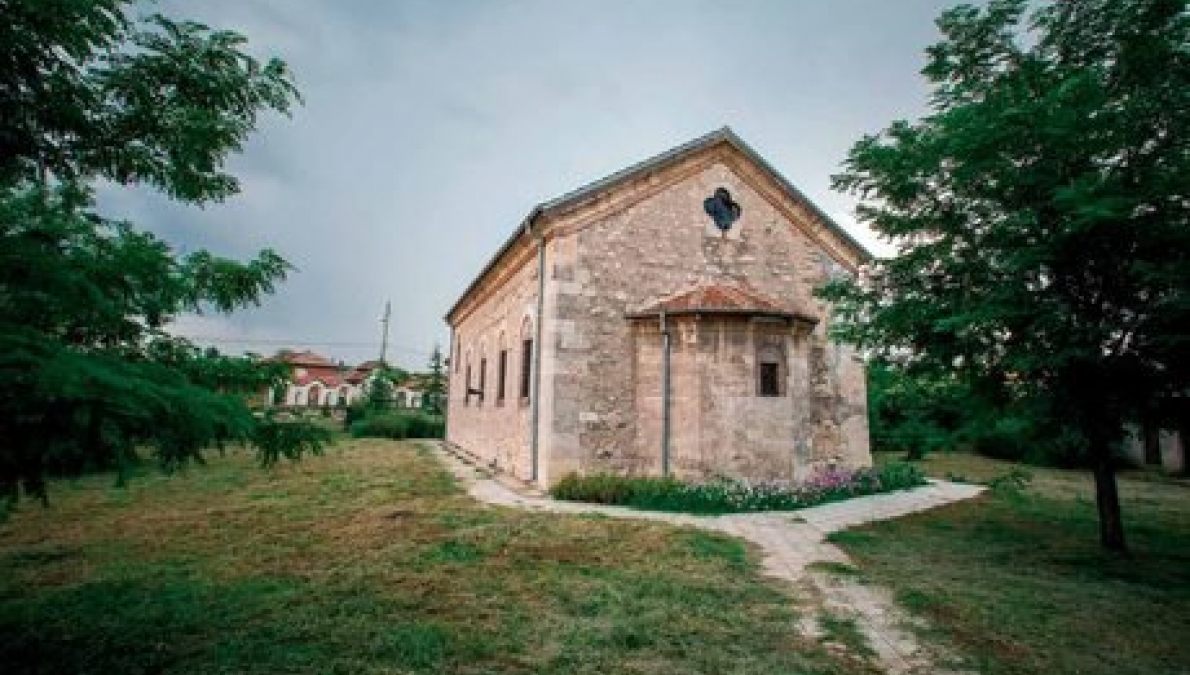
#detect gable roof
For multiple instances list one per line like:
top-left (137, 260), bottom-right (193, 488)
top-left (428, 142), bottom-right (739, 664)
top-left (446, 127), bottom-right (872, 324)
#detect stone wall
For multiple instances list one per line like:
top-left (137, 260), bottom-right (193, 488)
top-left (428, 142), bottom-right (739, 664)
top-left (445, 244), bottom-right (541, 480)
top-left (448, 141), bottom-right (871, 486)
top-left (547, 153), bottom-right (871, 481)
top-left (632, 318), bottom-right (812, 480)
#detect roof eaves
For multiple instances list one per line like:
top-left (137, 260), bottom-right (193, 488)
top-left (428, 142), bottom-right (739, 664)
top-left (624, 307), bottom-right (819, 324)
top-left (444, 206), bottom-right (543, 324)
top-left (717, 129), bottom-right (874, 263)
top-left (536, 126), bottom-right (733, 215)
top-left (539, 126), bottom-right (872, 263)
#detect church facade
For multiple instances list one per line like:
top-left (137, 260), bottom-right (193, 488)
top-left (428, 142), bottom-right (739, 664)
top-left (445, 128), bottom-right (872, 486)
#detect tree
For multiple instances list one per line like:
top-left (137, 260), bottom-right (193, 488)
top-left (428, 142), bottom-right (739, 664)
top-left (363, 365), bottom-right (403, 411)
top-left (821, 0), bottom-right (1190, 551)
top-left (422, 345), bottom-right (446, 415)
top-left (0, 0), bottom-right (323, 506)
top-left (867, 360), bottom-right (968, 460)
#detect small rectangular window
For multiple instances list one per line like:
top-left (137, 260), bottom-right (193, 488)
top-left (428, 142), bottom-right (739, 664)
top-left (497, 350), bottom-right (508, 403)
top-left (464, 364), bottom-right (471, 405)
top-left (520, 339), bottom-right (533, 400)
top-left (759, 362), bottom-right (780, 397)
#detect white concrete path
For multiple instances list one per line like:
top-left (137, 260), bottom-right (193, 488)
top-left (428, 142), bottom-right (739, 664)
top-left (429, 442), bottom-right (984, 675)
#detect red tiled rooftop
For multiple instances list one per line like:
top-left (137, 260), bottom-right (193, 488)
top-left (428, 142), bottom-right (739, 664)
top-left (629, 281), bottom-right (816, 323)
top-left (273, 350), bottom-right (337, 368)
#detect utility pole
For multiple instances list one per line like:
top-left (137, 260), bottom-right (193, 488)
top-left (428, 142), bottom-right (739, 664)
top-left (379, 300), bottom-right (391, 365)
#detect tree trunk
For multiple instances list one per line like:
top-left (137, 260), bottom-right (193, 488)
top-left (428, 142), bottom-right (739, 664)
top-left (1091, 440), bottom-right (1127, 552)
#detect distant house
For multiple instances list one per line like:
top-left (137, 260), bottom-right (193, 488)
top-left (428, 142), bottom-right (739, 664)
top-left (445, 128), bottom-right (873, 487)
top-left (268, 350), bottom-right (347, 407)
top-left (345, 359), bottom-right (385, 400)
top-left (267, 351), bottom-right (430, 410)
top-left (393, 380), bottom-right (423, 409)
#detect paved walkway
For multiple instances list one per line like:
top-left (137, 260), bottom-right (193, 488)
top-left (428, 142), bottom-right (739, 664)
top-left (430, 442), bottom-right (984, 675)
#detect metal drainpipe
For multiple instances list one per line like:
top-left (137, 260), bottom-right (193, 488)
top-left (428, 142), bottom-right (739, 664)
top-left (660, 310), bottom-right (671, 477)
top-left (529, 231), bottom-right (545, 484)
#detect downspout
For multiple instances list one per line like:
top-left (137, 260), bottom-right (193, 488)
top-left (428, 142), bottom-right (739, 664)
top-left (660, 310), bottom-right (671, 477)
top-left (528, 218), bottom-right (545, 484)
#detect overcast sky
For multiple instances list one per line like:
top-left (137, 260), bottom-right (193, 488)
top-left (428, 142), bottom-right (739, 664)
top-left (99, 0), bottom-right (959, 370)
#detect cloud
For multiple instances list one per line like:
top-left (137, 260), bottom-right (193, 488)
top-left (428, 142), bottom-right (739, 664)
top-left (102, 0), bottom-right (954, 369)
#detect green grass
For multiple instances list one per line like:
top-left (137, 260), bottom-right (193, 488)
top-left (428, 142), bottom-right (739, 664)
top-left (817, 612), bottom-right (876, 660)
top-left (833, 451), bottom-right (1190, 675)
top-left (0, 438), bottom-right (874, 675)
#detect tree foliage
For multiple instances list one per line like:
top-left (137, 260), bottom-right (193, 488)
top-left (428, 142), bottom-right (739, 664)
top-left (360, 364), bottom-right (406, 412)
top-left (0, 0), bottom-right (319, 506)
top-left (821, 0), bottom-right (1190, 550)
top-left (867, 360), bottom-right (967, 460)
top-left (422, 344), bottom-right (446, 415)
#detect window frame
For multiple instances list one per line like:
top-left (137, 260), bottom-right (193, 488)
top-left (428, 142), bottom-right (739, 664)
top-left (478, 357), bottom-right (487, 404)
top-left (497, 349), bottom-right (508, 404)
top-left (464, 363), bottom-right (472, 406)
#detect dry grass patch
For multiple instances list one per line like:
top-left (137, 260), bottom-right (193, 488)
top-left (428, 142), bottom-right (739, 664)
top-left (1, 439), bottom-right (872, 675)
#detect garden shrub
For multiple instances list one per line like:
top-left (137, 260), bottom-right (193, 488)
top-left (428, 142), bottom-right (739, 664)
top-left (350, 411), bottom-right (444, 440)
top-left (404, 413), bottom-right (445, 439)
top-left (550, 462), bottom-right (927, 514)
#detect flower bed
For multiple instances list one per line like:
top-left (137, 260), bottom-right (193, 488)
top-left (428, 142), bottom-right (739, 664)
top-left (549, 462), bottom-right (927, 515)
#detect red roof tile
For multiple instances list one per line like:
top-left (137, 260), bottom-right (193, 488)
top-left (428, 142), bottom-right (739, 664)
top-left (630, 280), bottom-right (817, 323)
top-left (273, 350), bottom-right (337, 368)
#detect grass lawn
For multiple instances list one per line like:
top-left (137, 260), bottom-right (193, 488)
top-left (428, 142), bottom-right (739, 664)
top-left (0, 439), bottom-right (871, 675)
top-left (829, 451), bottom-right (1190, 675)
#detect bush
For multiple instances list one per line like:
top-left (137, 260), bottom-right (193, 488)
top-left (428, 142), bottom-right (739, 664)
top-left (349, 411), bottom-right (444, 440)
top-left (405, 413), bottom-right (445, 439)
top-left (550, 462), bottom-right (927, 515)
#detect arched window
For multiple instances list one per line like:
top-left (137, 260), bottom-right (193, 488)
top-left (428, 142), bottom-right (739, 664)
top-left (308, 384), bottom-right (323, 407)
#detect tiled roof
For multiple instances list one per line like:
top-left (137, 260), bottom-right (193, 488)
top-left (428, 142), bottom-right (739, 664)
top-left (345, 361), bottom-right (382, 384)
top-left (292, 368), bottom-right (348, 388)
top-left (274, 350), bottom-right (337, 368)
top-left (629, 281), bottom-right (817, 324)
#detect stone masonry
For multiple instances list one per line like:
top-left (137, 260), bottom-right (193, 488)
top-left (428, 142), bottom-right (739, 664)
top-left (446, 128), bottom-right (872, 486)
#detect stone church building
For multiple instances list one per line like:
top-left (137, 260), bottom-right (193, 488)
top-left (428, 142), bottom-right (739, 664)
top-left (445, 128), bottom-right (873, 487)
